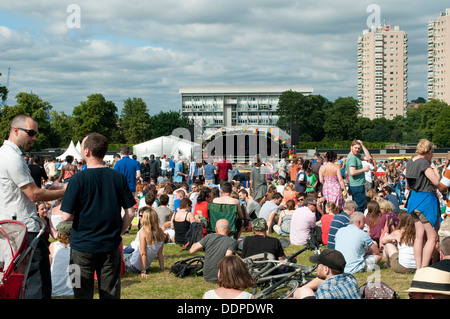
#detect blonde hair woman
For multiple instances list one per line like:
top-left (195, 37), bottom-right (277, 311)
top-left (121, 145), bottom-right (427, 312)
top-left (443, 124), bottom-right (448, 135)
top-left (124, 207), bottom-right (165, 277)
top-left (404, 139), bottom-right (442, 269)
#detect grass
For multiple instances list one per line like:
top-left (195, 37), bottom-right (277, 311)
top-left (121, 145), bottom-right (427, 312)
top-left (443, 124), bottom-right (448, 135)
top-left (117, 226), bottom-right (416, 299)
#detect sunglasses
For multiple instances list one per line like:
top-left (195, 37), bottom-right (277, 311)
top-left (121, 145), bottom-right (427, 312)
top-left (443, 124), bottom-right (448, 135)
top-left (18, 127), bottom-right (38, 137)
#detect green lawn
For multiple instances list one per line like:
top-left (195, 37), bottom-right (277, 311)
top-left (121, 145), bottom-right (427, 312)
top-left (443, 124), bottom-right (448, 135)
top-left (117, 226), bottom-right (415, 299)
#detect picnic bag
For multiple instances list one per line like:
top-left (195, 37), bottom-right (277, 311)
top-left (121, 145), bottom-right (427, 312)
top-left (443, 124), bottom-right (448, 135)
top-left (360, 281), bottom-right (399, 299)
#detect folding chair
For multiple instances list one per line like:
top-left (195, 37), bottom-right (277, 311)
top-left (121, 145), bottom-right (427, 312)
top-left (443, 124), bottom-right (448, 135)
top-left (207, 203), bottom-right (238, 236)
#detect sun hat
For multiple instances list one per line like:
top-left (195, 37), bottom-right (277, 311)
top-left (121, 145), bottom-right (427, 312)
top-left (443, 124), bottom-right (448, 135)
top-left (406, 267), bottom-right (450, 296)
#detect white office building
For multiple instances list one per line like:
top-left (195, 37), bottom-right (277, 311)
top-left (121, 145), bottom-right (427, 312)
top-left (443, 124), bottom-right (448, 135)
top-left (179, 85), bottom-right (313, 130)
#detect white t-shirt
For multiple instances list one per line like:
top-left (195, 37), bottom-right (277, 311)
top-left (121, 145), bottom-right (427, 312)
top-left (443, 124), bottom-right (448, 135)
top-left (362, 160), bottom-right (374, 183)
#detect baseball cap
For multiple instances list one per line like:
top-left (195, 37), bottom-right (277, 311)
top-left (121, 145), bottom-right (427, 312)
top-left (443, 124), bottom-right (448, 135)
top-left (309, 249), bottom-right (346, 272)
top-left (252, 218), bottom-right (268, 232)
top-left (56, 221), bottom-right (73, 236)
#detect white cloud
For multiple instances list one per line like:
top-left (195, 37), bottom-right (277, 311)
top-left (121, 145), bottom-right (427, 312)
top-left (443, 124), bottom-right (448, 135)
top-left (0, 0), bottom-right (447, 115)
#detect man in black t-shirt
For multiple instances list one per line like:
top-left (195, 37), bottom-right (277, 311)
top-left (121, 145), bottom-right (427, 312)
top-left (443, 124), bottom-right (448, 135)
top-left (28, 156), bottom-right (48, 188)
top-left (61, 133), bottom-right (135, 299)
top-left (241, 218), bottom-right (286, 260)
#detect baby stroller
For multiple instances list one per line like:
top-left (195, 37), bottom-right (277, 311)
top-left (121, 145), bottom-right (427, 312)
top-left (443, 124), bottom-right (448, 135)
top-left (0, 213), bottom-right (46, 299)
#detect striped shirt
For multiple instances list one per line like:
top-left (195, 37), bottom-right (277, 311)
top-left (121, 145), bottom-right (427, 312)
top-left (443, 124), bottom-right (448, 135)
top-left (327, 212), bottom-right (350, 249)
top-left (316, 273), bottom-right (361, 299)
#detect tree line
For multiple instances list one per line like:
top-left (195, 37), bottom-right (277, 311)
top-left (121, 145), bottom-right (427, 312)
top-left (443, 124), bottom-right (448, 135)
top-left (1, 90), bottom-right (448, 152)
top-left (276, 91), bottom-right (450, 148)
top-left (0, 92), bottom-right (191, 151)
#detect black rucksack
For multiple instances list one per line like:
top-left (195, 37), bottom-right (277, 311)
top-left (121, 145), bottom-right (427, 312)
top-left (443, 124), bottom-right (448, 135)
top-left (183, 222), bottom-right (204, 250)
top-left (170, 256), bottom-right (204, 278)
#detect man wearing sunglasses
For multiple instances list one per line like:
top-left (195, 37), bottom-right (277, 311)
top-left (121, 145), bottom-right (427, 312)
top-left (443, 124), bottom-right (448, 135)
top-left (0, 114), bottom-right (66, 299)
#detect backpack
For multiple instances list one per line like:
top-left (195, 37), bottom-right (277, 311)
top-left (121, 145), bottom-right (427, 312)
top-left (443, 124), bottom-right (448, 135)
top-left (309, 225), bottom-right (323, 247)
top-left (170, 256), bottom-right (204, 278)
top-left (359, 281), bottom-right (399, 299)
top-left (183, 222), bottom-right (204, 250)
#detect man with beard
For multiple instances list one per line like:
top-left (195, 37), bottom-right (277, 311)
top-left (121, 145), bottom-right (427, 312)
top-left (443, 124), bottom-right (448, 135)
top-left (293, 249), bottom-right (360, 299)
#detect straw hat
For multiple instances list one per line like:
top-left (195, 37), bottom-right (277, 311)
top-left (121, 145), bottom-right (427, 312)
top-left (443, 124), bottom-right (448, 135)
top-left (406, 267), bottom-right (450, 296)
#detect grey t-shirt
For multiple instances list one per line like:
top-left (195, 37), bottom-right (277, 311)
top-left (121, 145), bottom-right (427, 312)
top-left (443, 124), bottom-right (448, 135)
top-left (405, 158), bottom-right (435, 193)
top-left (259, 200), bottom-right (280, 221)
top-left (246, 199), bottom-right (261, 218)
top-left (199, 233), bottom-right (237, 283)
top-left (155, 206), bottom-right (172, 228)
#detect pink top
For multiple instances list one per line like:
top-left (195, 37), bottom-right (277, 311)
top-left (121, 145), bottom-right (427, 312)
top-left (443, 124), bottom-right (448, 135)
top-left (290, 206), bottom-right (317, 245)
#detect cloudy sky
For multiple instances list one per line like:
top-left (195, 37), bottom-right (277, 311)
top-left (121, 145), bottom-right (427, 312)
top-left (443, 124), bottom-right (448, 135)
top-left (0, 1), bottom-right (447, 116)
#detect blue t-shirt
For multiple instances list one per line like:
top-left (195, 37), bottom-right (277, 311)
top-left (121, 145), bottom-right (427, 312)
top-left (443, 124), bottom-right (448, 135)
top-left (335, 224), bottom-right (374, 274)
top-left (113, 156), bottom-right (141, 192)
top-left (61, 167), bottom-right (136, 253)
top-left (204, 164), bottom-right (216, 180)
top-left (174, 161), bottom-right (184, 183)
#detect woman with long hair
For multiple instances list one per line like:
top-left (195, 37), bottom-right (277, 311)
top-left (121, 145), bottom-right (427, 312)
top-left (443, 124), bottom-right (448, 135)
top-left (319, 150), bottom-right (347, 210)
top-left (124, 207), bottom-right (165, 277)
top-left (381, 212), bottom-right (416, 273)
top-left (365, 199), bottom-right (399, 246)
top-left (404, 139), bottom-right (442, 269)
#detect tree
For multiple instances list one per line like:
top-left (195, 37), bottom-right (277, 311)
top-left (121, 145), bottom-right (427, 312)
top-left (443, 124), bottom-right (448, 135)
top-left (364, 118), bottom-right (390, 143)
top-left (0, 85), bottom-right (8, 103)
top-left (411, 97), bottom-right (426, 104)
top-left (353, 116), bottom-right (373, 140)
top-left (0, 92), bottom-right (53, 150)
top-left (402, 108), bottom-right (424, 144)
top-left (72, 94), bottom-right (119, 142)
top-left (49, 110), bottom-right (76, 147)
top-left (432, 105), bottom-right (450, 147)
top-left (120, 97), bottom-right (152, 144)
top-left (277, 91), bottom-right (332, 142)
top-left (149, 111), bottom-right (191, 138)
top-left (323, 97), bottom-right (359, 141)
top-left (418, 99), bottom-right (449, 141)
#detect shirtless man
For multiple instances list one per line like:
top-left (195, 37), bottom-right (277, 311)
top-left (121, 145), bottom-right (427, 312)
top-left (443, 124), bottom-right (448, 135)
top-left (213, 182), bottom-right (244, 238)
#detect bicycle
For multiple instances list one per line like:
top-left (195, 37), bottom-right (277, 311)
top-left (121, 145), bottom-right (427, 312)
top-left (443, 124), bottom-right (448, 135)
top-left (243, 239), bottom-right (321, 299)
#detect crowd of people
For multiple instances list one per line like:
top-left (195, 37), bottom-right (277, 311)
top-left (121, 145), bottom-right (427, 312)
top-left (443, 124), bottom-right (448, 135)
top-left (1, 114), bottom-right (450, 300)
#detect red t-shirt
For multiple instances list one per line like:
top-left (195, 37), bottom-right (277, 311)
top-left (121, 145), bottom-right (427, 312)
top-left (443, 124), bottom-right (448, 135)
top-left (320, 214), bottom-right (335, 245)
top-left (217, 161), bottom-right (232, 180)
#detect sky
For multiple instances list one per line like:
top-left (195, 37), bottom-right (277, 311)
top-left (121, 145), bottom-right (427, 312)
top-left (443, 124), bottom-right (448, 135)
top-left (0, 1), bottom-right (447, 116)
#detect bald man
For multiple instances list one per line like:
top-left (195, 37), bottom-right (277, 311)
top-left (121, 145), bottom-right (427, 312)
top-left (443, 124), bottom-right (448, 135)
top-left (189, 219), bottom-right (237, 283)
top-left (0, 114), bottom-right (66, 299)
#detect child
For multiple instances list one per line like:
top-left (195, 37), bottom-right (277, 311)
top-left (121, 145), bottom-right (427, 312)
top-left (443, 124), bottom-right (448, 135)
top-left (306, 168), bottom-right (317, 193)
top-left (49, 221), bottom-right (74, 297)
top-left (174, 189), bottom-right (187, 213)
top-left (276, 178), bottom-right (285, 196)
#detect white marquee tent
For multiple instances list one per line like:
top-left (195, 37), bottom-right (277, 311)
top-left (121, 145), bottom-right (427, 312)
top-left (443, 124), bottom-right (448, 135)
top-left (133, 135), bottom-right (200, 161)
top-left (56, 140), bottom-right (82, 162)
